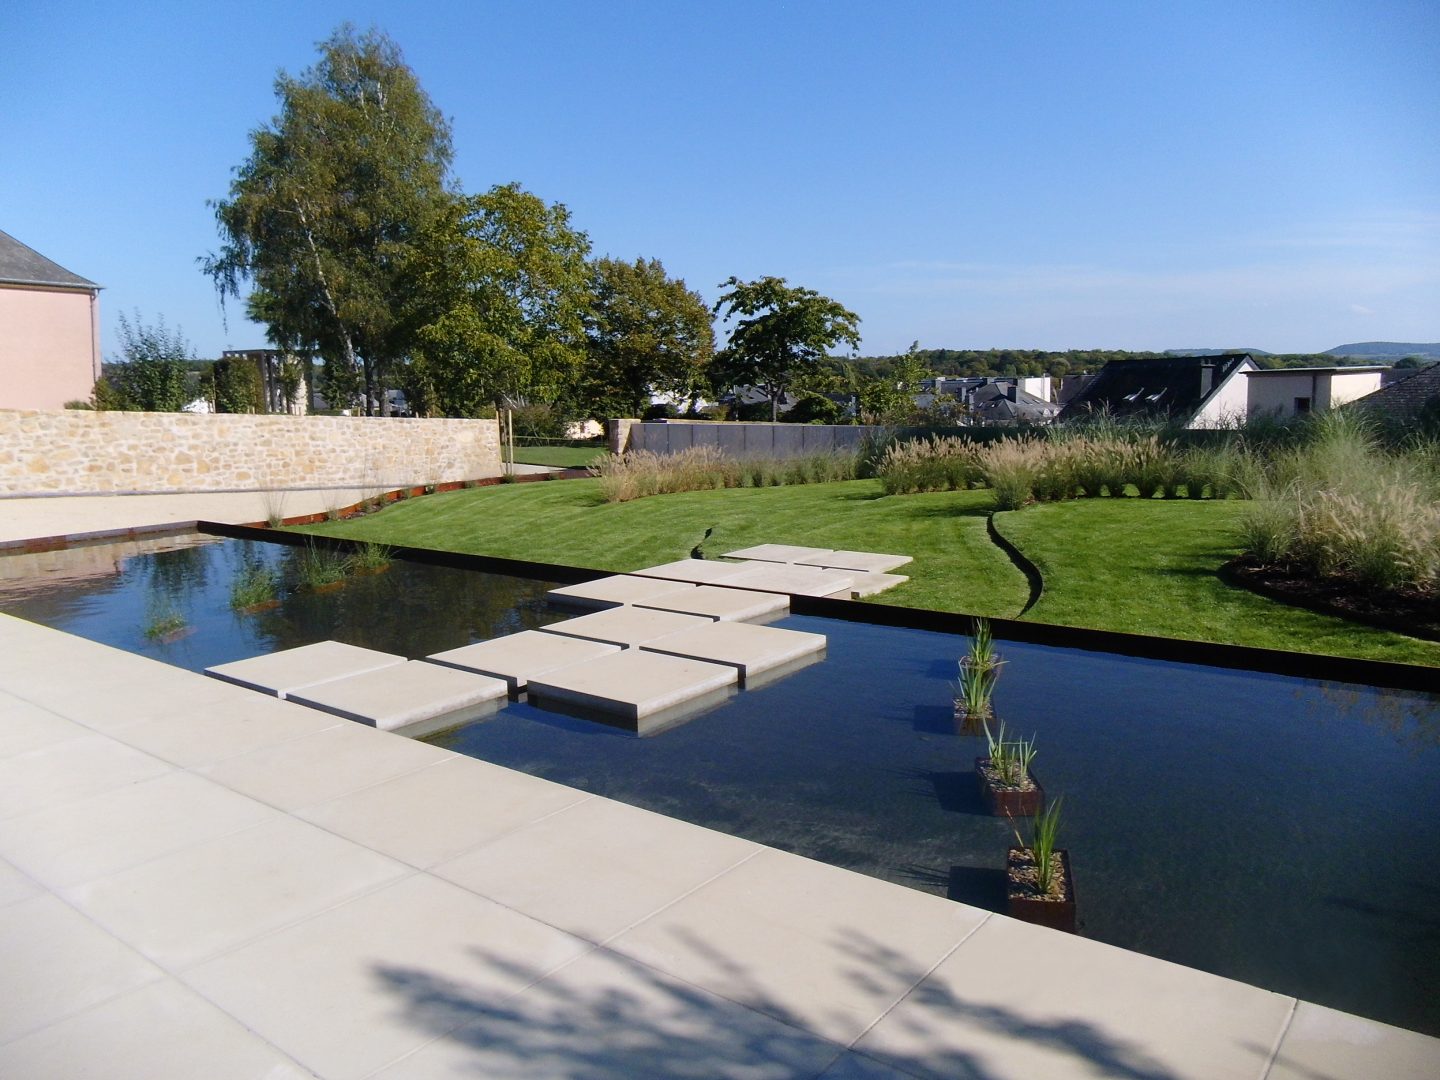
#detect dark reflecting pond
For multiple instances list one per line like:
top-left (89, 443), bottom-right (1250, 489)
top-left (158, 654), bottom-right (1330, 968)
top-left (4, 535), bottom-right (1438, 1035)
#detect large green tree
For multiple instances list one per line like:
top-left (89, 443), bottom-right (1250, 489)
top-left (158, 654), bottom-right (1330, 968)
top-left (410, 183), bottom-right (592, 416)
top-left (203, 24), bottom-right (453, 414)
top-left (711, 276), bottom-right (861, 420)
top-left (98, 312), bottom-right (193, 411)
top-left (578, 257), bottom-right (714, 419)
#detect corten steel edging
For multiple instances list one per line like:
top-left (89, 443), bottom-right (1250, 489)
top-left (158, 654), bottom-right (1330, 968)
top-left (195, 522), bottom-right (1439, 694)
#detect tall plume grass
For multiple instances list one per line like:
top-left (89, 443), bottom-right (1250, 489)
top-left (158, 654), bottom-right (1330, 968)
top-left (589, 446), bottom-right (858, 503)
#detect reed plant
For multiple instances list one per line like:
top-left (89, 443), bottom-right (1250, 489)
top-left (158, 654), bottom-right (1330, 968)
top-left (349, 541), bottom-right (394, 574)
top-left (982, 718), bottom-right (1037, 787)
top-left (229, 563), bottom-right (279, 610)
top-left (1023, 797), bottom-right (1065, 898)
top-left (955, 618), bottom-right (1005, 721)
top-left (142, 598), bottom-right (187, 640)
top-left (294, 542), bottom-right (351, 589)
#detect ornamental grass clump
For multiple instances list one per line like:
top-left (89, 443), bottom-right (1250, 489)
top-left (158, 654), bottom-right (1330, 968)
top-left (876, 436), bottom-right (984, 494)
top-left (295, 542), bottom-right (351, 590)
top-left (349, 541), bottom-right (394, 574)
top-left (979, 437), bottom-right (1041, 510)
top-left (1012, 796), bottom-right (1066, 899)
top-left (230, 564), bottom-right (279, 611)
top-left (589, 446), bottom-right (856, 503)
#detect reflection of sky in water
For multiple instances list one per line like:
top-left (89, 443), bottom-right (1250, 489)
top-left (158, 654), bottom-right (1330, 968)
top-left (3, 536), bottom-right (1438, 1035)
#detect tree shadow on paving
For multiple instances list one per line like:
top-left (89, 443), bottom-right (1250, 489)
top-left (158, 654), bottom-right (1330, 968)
top-left (373, 925), bottom-right (1193, 1080)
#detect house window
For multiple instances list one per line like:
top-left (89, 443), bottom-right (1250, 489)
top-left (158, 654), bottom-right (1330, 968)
top-left (1294, 397), bottom-right (1311, 415)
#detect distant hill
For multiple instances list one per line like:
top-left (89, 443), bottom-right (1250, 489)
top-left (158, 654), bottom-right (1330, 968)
top-left (1324, 342), bottom-right (1440, 360)
top-left (1166, 348), bottom-right (1273, 357)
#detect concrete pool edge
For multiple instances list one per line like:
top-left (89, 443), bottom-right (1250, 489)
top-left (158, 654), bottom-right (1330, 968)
top-left (1, 612), bottom-right (1436, 1079)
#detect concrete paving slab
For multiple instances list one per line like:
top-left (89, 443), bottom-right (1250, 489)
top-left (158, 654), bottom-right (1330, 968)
top-left (0, 736), bottom-right (172, 821)
top-left (195, 721), bottom-right (451, 812)
top-left (298, 757), bottom-right (592, 870)
top-left (628, 558), bottom-right (755, 584)
top-left (371, 946), bottom-right (842, 1080)
top-left (434, 796), bottom-right (760, 944)
top-left (539, 606), bottom-right (715, 649)
top-left (285, 660), bottom-right (508, 738)
top-left (527, 650), bottom-right (738, 734)
top-left (427, 630), bottom-right (622, 694)
top-left (856, 913), bottom-right (1293, 1080)
top-left (1, 656), bottom-right (242, 731)
top-left (718, 561), bottom-right (857, 597)
top-left (0, 694), bottom-right (90, 759)
top-left (0, 893), bottom-right (163, 1044)
top-left (720, 543), bottom-right (835, 563)
top-left (796, 550), bottom-right (913, 574)
top-left (848, 571), bottom-right (909, 598)
top-left (0, 978), bottom-right (317, 1080)
top-left (114, 693), bottom-right (342, 769)
top-left (547, 574), bottom-right (698, 611)
top-left (64, 816), bottom-right (409, 970)
top-left (640, 621), bottom-right (827, 685)
top-left (185, 873), bottom-right (591, 1080)
top-left (608, 846), bottom-right (988, 1045)
top-left (0, 856), bottom-right (44, 909)
top-left (205, 640), bottom-right (407, 699)
top-left (0, 771), bottom-right (278, 890)
top-left (635, 584), bottom-right (790, 623)
top-left (1268, 1002), bottom-right (1440, 1080)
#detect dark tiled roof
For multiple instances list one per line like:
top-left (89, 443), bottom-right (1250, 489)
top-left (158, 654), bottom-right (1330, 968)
top-left (1348, 363), bottom-right (1440, 418)
top-left (0, 228), bottom-right (98, 289)
top-left (1057, 354), bottom-right (1253, 423)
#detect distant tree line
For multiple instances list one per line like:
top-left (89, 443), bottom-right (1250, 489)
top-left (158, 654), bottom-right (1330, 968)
top-left (845, 348), bottom-right (1384, 381)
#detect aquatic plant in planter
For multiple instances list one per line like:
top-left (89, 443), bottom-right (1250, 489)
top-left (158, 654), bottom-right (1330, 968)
top-left (348, 541), bottom-right (394, 575)
top-left (976, 719), bottom-right (1044, 816)
top-left (295, 542), bottom-right (351, 592)
top-left (230, 564), bottom-right (280, 613)
top-left (954, 618), bottom-right (1005, 729)
top-left (1006, 798), bottom-right (1075, 933)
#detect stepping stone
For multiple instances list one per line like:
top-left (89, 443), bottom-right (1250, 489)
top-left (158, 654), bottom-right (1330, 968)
top-left (640, 622), bottom-right (827, 686)
top-left (636, 585), bottom-right (789, 623)
top-left (847, 572), bottom-right (909, 597)
top-left (205, 641), bottom-right (406, 699)
top-left (539, 607), bottom-right (714, 649)
top-left (426, 631), bottom-right (621, 695)
top-left (795, 550), bottom-right (913, 574)
top-left (629, 559), bottom-right (754, 585)
top-left (719, 562), bottom-right (856, 598)
top-left (546, 575), bottom-right (698, 611)
top-left (527, 650), bottom-right (738, 735)
top-left (286, 661), bottom-right (508, 738)
top-left (719, 544), bottom-right (834, 564)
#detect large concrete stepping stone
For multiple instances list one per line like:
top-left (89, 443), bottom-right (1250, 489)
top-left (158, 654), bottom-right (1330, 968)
top-left (636, 585), bottom-right (789, 623)
top-left (286, 661), bottom-right (508, 738)
top-left (527, 650), bottom-right (738, 734)
top-left (847, 572), bottom-right (909, 597)
top-left (640, 622), bottom-right (827, 686)
top-left (540, 607), bottom-right (713, 649)
top-left (547, 575), bottom-right (697, 611)
top-left (720, 561), bottom-right (855, 598)
top-left (795, 550), bottom-right (913, 574)
top-left (719, 544), bottom-right (834, 564)
top-left (205, 641), bottom-right (405, 699)
top-left (629, 559), bottom-right (754, 585)
top-left (426, 630), bottom-right (621, 695)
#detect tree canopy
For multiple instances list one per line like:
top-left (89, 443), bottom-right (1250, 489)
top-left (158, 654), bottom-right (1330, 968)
top-left (203, 24), bottom-right (454, 414)
top-left (579, 257), bottom-right (714, 419)
top-left (97, 312), bottom-right (194, 411)
top-left (712, 276), bottom-right (861, 420)
top-left (410, 183), bottom-right (593, 417)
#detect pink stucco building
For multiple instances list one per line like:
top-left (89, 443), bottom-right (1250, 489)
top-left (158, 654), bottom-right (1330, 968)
top-left (0, 229), bottom-right (102, 410)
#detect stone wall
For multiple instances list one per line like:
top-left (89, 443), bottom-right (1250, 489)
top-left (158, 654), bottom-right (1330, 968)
top-left (0, 409), bottom-right (501, 496)
top-left (623, 419), bottom-right (881, 458)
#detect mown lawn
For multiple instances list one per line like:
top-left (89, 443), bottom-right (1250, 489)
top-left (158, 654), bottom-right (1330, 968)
top-left (510, 445), bottom-right (606, 468)
top-left (294, 477), bottom-right (1440, 666)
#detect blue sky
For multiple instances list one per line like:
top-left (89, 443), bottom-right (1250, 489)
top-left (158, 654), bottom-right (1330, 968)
top-left (3, 0), bottom-right (1436, 360)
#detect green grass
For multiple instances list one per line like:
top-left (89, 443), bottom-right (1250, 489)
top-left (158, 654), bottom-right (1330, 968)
top-left (997, 499), bottom-right (1440, 665)
top-left (510, 446), bottom-right (606, 468)
top-left (290, 477), bottom-right (1440, 666)
top-left (294, 477), bottom-right (1030, 619)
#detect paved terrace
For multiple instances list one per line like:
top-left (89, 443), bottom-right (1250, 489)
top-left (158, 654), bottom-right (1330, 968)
top-left (1, 500), bottom-right (1438, 1078)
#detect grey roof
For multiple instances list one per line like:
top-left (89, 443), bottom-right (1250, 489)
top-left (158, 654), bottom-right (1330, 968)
top-left (0, 228), bottom-right (98, 290)
top-left (1058, 354), bottom-right (1254, 423)
top-left (1347, 362), bottom-right (1440, 419)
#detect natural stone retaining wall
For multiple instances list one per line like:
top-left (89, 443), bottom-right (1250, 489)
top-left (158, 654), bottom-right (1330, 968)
top-left (0, 409), bottom-right (501, 496)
